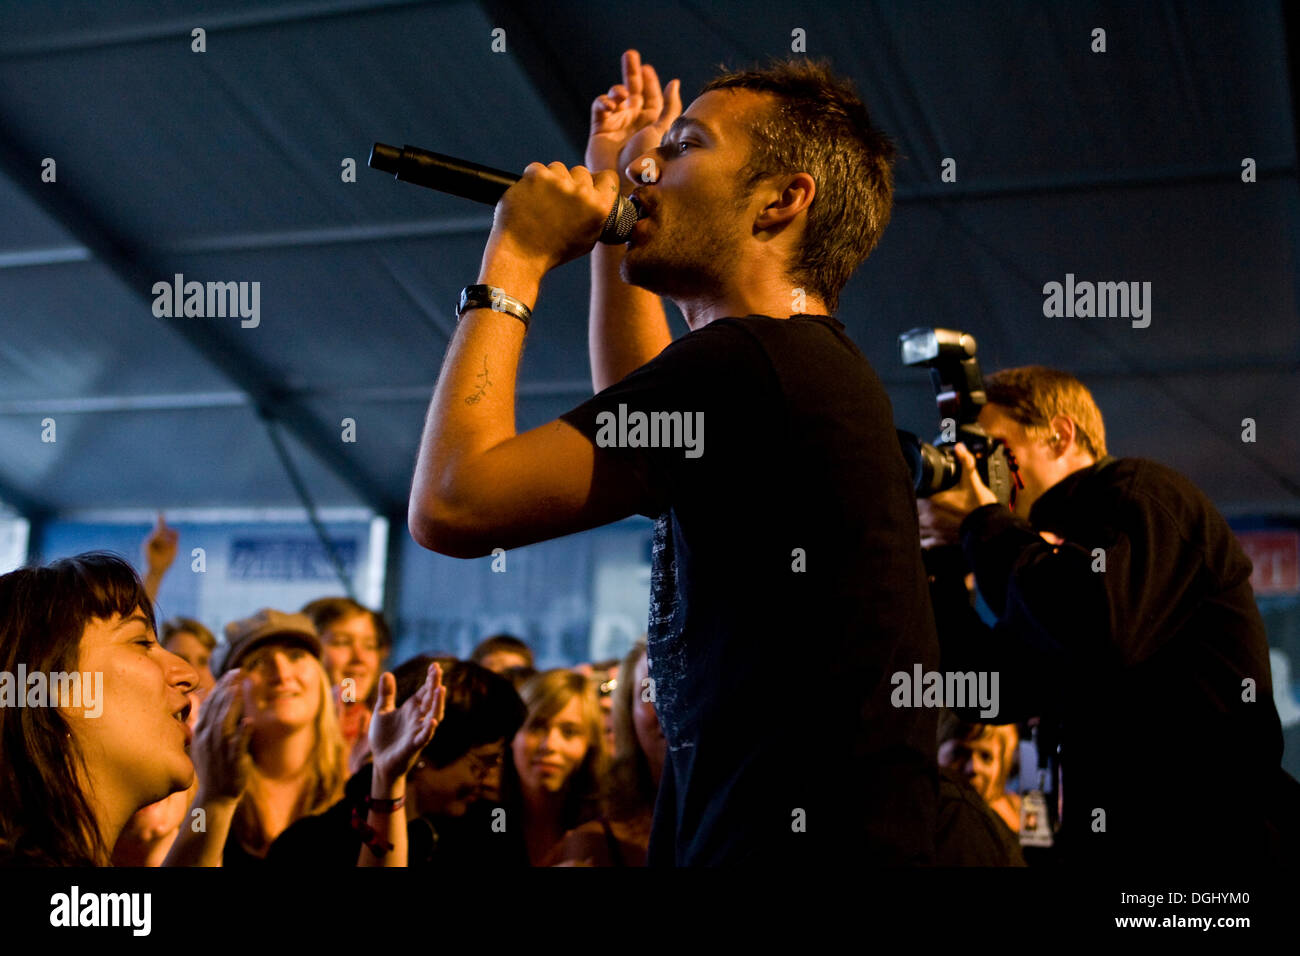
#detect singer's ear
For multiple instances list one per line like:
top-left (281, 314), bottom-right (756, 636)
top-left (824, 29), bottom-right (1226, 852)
top-left (753, 172), bottom-right (816, 232)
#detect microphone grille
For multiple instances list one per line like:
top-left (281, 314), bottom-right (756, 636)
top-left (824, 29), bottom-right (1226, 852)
top-left (599, 195), bottom-right (642, 244)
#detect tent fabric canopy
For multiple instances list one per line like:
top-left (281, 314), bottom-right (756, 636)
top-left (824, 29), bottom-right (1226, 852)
top-left (1, 0), bottom-right (1296, 521)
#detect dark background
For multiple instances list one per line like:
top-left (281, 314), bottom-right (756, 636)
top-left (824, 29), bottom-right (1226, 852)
top-left (0, 1), bottom-right (1297, 775)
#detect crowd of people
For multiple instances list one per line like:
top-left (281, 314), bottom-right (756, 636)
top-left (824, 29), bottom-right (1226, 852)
top-left (0, 535), bottom-right (679, 867)
top-left (0, 523), bottom-right (1036, 867)
top-left (3, 48), bottom-right (1296, 872)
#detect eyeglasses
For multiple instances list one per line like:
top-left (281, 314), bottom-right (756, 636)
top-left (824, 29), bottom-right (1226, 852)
top-left (467, 749), bottom-right (504, 779)
top-left (414, 749), bottom-right (503, 779)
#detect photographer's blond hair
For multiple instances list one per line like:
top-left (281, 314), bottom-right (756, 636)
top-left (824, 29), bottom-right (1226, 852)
top-left (985, 366), bottom-right (1107, 458)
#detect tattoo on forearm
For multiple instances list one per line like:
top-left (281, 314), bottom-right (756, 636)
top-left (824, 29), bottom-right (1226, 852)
top-left (465, 356), bottom-right (491, 405)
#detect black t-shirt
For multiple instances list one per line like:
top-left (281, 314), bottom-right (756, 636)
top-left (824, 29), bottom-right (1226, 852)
top-left (561, 314), bottom-right (940, 865)
top-left (265, 764), bottom-right (440, 867)
top-left (265, 766), bottom-right (527, 868)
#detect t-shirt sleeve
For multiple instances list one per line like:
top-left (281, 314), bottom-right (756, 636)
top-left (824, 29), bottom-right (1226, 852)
top-left (559, 319), bottom-right (780, 518)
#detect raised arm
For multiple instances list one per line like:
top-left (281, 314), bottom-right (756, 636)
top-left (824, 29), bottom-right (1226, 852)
top-left (358, 664), bottom-right (444, 867)
top-left (585, 49), bottom-right (680, 391)
top-left (407, 162), bottom-right (650, 558)
top-left (141, 513), bottom-right (178, 602)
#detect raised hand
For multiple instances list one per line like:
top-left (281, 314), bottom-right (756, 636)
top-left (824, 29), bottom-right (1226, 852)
top-left (368, 663), bottom-right (445, 790)
top-left (143, 513), bottom-right (179, 576)
top-left (587, 49), bottom-right (682, 185)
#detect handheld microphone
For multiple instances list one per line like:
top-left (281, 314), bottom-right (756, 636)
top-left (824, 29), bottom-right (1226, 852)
top-left (369, 142), bottom-right (643, 244)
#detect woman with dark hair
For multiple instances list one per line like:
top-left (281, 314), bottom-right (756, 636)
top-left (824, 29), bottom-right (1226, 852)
top-left (0, 552), bottom-right (199, 866)
top-left (501, 669), bottom-right (608, 866)
top-left (113, 616), bottom-right (220, 865)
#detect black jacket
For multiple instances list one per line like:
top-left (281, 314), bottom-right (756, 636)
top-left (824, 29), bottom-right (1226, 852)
top-left (932, 456), bottom-right (1295, 866)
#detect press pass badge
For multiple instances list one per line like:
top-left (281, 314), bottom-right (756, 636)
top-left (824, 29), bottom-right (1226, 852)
top-left (1020, 789), bottom-right (1053, 848)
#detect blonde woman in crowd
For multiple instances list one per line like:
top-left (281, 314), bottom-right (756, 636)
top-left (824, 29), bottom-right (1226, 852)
top-left (166, 609), bottom-right (348, 865)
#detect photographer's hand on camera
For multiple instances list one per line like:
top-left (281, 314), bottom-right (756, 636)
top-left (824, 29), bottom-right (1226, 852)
top-left (917, 443), bottom-right (1000, 548)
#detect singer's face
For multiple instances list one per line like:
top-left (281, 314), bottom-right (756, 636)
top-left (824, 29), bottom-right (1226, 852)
top-left (621, 89), bottom-right (767, 299)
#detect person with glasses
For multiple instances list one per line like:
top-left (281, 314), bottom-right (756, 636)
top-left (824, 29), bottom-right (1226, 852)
top-left (267, 657), bottom-right (525, 867)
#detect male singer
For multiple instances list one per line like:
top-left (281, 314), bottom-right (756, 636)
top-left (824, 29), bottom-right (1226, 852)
top-left (409, 50), bottom-right (938, 865)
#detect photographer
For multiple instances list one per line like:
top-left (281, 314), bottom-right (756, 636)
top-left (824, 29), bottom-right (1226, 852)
top-left (919, 365), bottom-right (1296, 866)
top-left (407, 50), bottom-right (939, 865)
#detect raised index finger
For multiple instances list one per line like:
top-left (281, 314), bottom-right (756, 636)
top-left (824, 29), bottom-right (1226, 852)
top-left (623, 49), bottom-right (643, 98)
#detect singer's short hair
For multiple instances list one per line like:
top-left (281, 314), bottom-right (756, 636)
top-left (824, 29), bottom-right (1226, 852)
top-left (702, 59), bottom-right (896, 315)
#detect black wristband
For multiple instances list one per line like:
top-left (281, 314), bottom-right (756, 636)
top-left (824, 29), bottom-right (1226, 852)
top-left (457, 284), bottom-right (531, 330)
top-left (364, 793), bottom-right (405, 814)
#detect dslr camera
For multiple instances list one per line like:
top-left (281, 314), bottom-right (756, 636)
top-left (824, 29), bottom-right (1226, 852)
top-left (896, 327), bottom-right (1017, 505)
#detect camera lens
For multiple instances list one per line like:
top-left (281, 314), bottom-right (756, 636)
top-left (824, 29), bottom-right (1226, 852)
top-left (897, 431), bottom-right (960, 498)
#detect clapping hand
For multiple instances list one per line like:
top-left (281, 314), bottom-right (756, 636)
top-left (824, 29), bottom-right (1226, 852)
top-left (368, 663), bottom-right (445, 791)
top-left (191, 669), bottom-right (253, 803)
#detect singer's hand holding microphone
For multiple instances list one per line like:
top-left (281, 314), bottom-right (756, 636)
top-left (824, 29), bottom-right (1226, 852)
top-left (485, 162), bottom-right (625, 274)
top-left (370, 50), bottom-right (679, 274)
top-left (369, 143), bottom-right (641, 256)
